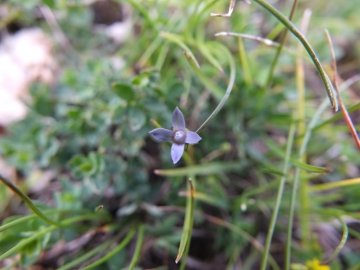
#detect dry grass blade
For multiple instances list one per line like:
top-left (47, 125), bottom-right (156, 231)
top-left (210, 0), bottom-right (236, 17)
top-left (325, 30), bottom-right (360, 150)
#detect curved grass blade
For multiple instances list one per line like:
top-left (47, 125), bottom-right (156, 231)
top-left (322, 216), bottom-right (348, 264)
top-left (129, 224), bottom-right (145, 270)
top-left (183, 51), bottom-right (224, 100)
top-left (197, 42), bottom-right (224, 72)
top-left (260, 121), bottom-right (296, 270)
top-left (195, 43), bottom-right (236, 133)
top-left (263, 0), bottom-right (299, 93)
top-left (176, 179), bottom-right (195, 264)
top-left (0, 173), bottom-right (62, 227)
top-left (253, 0), bottom-right (338, 111)
top-left (160, 32), bottom-right (200, 69)
top-left (0, 214), bottom-right (100, 261)
top-left (0, 208), bottom-right (90, 233)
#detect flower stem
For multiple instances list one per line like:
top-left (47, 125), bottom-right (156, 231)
top-left (195, 44), bottom-right (236, 133)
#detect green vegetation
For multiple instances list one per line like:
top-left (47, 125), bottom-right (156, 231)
top-left (1, 0), bottom-right (360, 269)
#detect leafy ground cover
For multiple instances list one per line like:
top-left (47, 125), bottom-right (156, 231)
top-left (1, 0), bottom-right (360, 269)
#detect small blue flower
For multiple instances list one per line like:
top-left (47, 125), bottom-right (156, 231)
top-left (149, 107), bottom-right (202, 164)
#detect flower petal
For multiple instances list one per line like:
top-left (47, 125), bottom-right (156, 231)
top-left (171, 143), bottom-right (185, 164)
top-left (185, 131), bottom-right (202, 144)
top-left (149, 128), bottom-right (173, 142)
top-left (172, 107), bottom-right (186, 131)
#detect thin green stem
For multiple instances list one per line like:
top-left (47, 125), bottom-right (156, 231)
top-left (195, 44), bottom-right (236, 133)
top-left (177, 180), bottom-right (195, 267)
top-left (322, 216), bottom-right (348, 264)
top-left (126, 0), bottom-right (156, 30)
top-left (296, 8), bottom-right (312, 251)
top-left (313, 102), bottom-right (360, 131)
top-left (0, 214), bottom-right (100, 261)
top-left (129, 224), bottom-right (145, 270)
top-left (238, 37), bottom-right (253, 86)
top-left (0, 208), bottom-right (90, 233)
top-left (253, 0), bottom-right (338, 111)
top-left (260, 122), bottom-right (296, 270)
top-left (310, 177), bottom-right (360, 192)
top-left (82, 228), bottom-right (136, 269)
top-left (285, 95), bottom-right (331, 269)
top-left (260, 0), bottom-right (299, 106)
top-left (0, 173), bottom-right (62, 227)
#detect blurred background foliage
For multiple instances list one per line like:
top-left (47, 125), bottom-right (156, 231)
top-left (0, 0), bottom-right (360, 269)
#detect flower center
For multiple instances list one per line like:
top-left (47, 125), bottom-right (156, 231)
top-left (173, 130), bottom-right (186, 144)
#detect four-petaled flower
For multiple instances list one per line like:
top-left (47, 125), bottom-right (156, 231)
top-left (149, 107), bottom-right (202, 164)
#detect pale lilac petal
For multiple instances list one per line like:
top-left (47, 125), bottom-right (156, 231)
top-left (149, 128), bottom-right (173, 142)
top-left (172, 107), bottom-right (185, 131)
top-left (171, 143), bottom-right (185, 164)
top-left (185, 131), bottom-right (202, 144)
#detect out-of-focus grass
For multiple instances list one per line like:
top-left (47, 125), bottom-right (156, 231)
top-left (0, 0), bottom-right (360, 269)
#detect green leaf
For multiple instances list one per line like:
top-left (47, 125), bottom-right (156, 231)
top-left (266, 139), bottom-right (331, 173)
top-left (128, 107), bottom-right (146, 131)
top-left (290, 159), bottom-right (331, 173)
top-left (155, 161), bottom-right (247, 176)
top-left (176, 180), bottom-right (195, 264)
top-left (190, 192), bottom-right (228, 209)
top-left (112, 82), bottom-right (134, 102)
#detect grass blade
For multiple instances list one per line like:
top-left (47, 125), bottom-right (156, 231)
top-left (82, 228), bottom-right (136, 269)
top-left (266, 139), bottom-right (331, 173)
top-left (154, 161), bottom-right (247, 176)
top-left (260, 120), bottom-right (296, 270)
top-left (176, 179), bottom-right (195, 264)
top-left (183, 50), bottom-right (224, 100)
top-left (322, 216), bottom-right (348, 264)
top-left (253, 0), bottom-right (338, 111)
top-left (57, 238), bottom-right (114, 270)
top-left (310, 177), bottom-right (360, 192)
top-left (129, 224), bottom-right (145, 270)
top-left (160, 32), bottom-right (200, 69)
top-left (195, 43), bottom-right (236, 133)
top-left (0, 214), bottom-right (100, 261)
